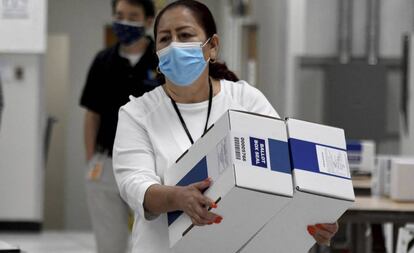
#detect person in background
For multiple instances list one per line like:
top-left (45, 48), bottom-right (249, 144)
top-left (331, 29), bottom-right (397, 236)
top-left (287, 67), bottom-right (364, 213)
top-left (112, 1), bottom-right (339, 253)
top-left (79, 0), bottom-right (159, 252)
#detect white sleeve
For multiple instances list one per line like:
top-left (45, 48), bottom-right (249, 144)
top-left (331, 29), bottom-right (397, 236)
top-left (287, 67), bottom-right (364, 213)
top-left (240, 81), bottom-right (280, 118)
top-left (113, 107), bottom-right (160, 220)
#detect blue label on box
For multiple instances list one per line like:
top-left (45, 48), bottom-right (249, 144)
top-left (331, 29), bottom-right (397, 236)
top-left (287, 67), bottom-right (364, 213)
top-left (250, 137), bottom-right (267, 168)
top-left (167, 157), bottom-right (208, 226)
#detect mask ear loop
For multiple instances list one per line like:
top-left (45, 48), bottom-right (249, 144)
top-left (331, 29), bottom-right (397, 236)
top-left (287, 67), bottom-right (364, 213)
top-left (203, 36), bottom-right (217, 63)
top-left (201, 37), bottom-right (212, 47)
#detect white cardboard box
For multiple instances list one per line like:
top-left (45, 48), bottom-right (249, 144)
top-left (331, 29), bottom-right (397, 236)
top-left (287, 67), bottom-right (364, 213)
top-left (346, 140), bottom-right (376, 173)
top-left (164, 110), bottom-right (294, 253)
top-left (390, 158), bottom-right (414, 201)
top-left (372, 155), bottom-right (393, 197)
top-left (239, 118), bottom-right (355, 253)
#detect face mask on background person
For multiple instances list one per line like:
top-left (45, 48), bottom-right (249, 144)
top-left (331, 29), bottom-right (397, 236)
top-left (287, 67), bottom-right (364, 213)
top-left (112, 20), bottom-right (146, 45)
top-left (157, 38), bottom-right (211, 86)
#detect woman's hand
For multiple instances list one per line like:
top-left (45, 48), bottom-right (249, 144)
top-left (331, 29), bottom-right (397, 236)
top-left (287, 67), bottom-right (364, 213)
top-left (307, 222), bottom-right (338, 246)
top-left (174, 177), bottom-right (222, 226)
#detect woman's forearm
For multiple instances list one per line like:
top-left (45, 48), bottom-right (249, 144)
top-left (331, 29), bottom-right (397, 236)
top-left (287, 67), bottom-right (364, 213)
top-left (143, 184), bottom-right (182, 215)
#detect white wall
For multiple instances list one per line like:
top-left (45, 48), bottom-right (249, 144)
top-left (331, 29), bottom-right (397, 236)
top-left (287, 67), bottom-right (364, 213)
top-left (48, 0), bottom-right (112, 230)
top-left (44, 35), bottom-right (70, 229)
top-left (0, 54), bottom-right (44, 221)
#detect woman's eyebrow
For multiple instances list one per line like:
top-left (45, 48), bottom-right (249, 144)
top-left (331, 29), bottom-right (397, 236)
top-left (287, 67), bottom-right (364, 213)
top-left (158, 25), bottom-right (194, 34)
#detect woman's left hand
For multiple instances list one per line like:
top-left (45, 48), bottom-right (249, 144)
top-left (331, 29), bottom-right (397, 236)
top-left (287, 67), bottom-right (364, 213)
top-left (307, 222), bottom-right (338, 246)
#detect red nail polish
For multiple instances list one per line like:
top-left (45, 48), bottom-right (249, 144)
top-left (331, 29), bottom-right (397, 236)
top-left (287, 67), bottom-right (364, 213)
top-left (214, 216), bottom-right (223, 224)
top-left (211, 203), bottom-right (217, 209)
top-left (307, 226), bottom-right (316, 236)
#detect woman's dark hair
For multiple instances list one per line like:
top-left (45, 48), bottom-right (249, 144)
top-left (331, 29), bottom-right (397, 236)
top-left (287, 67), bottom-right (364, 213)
top-left (154, 0), bottom-right (239, 82)
top-left (112, 0), bottom-right (155, 18)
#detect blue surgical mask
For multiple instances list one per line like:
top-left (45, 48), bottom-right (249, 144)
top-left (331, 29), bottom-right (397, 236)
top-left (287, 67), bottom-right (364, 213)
top-left (157, 39), bottom-right (211, 86)
top-left (112, 20), bottom-right (146, 45)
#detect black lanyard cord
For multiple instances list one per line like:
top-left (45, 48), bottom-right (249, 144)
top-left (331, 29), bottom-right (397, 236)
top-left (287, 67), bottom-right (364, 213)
top-left (169, 78), bottom-right (213, 145)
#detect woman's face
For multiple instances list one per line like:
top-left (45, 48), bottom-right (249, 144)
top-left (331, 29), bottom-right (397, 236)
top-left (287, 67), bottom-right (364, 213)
top-left (156, 7), bottom-right (208, 51)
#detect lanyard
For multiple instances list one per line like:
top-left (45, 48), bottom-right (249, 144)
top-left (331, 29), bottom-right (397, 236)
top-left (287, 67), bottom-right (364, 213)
top-left (169, 78), bottom-right (213, 145)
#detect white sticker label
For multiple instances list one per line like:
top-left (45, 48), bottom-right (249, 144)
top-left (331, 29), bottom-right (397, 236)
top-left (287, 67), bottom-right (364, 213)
top-left (216, 137), bottom-right (231, 175)
top-left (316, 145), bottom-right (350, 178)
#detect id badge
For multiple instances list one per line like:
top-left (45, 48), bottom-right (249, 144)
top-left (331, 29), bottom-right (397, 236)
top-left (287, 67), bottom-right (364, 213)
top-left (87, 162), bottom-right (103, 181)
top-left (86, 155), bottom-right (104, 182)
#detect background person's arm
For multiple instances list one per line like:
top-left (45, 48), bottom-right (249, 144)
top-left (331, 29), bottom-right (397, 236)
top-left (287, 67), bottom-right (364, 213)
top-left (84, 110), bottom-right (100, 161)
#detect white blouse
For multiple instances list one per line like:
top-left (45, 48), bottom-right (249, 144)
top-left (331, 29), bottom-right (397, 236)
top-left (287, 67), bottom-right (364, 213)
top-left (113, 79), bottom-right (279, 253)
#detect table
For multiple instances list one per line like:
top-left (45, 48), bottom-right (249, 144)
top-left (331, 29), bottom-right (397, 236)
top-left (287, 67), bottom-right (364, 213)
top-left (352, 176), bottom-right (371, 196)
top-left (340, 196), bottom-right (414, 252)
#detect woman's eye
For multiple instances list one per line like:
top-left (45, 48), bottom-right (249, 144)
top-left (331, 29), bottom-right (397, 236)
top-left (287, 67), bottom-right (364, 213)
top-left (180, 33), bottom-right (193, 39)
top-left (159, 36), bottom-right (170, 43)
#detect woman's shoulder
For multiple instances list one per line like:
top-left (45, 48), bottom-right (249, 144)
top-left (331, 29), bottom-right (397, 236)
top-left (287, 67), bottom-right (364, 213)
top-left (220, 79), bottom-right (264, 101)
top-left (120, 86), bottom-right (166, 121)
top-left (220, 79), bottom-right (280, 118)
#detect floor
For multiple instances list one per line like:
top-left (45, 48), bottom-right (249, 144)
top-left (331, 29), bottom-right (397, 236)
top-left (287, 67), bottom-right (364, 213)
top-left (0, 231), bottom-right (96, 253)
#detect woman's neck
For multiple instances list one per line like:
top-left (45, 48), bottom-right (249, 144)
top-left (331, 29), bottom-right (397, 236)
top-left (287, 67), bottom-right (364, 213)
top-left (164, 76), bottom-right (220, 104)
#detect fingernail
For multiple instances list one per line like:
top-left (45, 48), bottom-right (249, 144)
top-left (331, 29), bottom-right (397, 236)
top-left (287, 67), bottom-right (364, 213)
top-left (214, 216), bottom-right (223, 224)
top-left (307, 226), bottom-right (316, 236)
top-left (204, 177), bottom-right (212, 183)
top-left (211, 202), bottom-right (217, 209)
top-left (315, 224), bottom-right (324, 230)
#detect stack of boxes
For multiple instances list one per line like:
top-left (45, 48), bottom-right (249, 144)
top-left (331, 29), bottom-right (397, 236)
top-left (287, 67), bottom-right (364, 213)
top-left (390, 158), bottom-right (414, 201)
top-left (346, 140), bottom-right (376, 174)
top-left (372, 155), bottom-right (393, 197)
top-left (164, 110), bottom-right (355, 252)
top-left (371, 156), bottom-right (414, 201)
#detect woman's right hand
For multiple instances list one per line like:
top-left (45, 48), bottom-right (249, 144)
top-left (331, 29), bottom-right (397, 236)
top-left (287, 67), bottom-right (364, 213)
top-left (174, 177), bottom-right (223, 226)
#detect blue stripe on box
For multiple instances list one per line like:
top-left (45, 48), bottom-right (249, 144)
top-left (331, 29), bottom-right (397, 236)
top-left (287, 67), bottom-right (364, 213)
top-left (268, 139), bottom-right (291, 174)
top-left (288, 138), bottom-right (350, 180)
top-left (346, 140), bottom-right (362, 152)
top-left (167, 157), bottom-right (208, 226)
